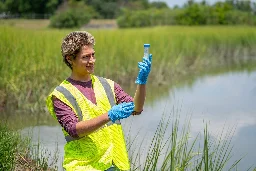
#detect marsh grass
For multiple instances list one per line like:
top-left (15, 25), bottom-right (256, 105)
top-left (0, 125), bottom-right (19, 170)
top-left (0, 124), bottom-right (59, 170)
top-left (0, 113), bottom-right (248, 171)
top-left (127, 113), bottom-right (245, 171)
top-left (1, 25), bottom-right (256, 126)
top-left (1, 22), bottom-right (255, 170)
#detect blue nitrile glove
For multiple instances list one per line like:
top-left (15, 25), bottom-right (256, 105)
top-left (135, 54), bottom-right (152, 84)
top-left (108, 102), bottom-right (135, 123)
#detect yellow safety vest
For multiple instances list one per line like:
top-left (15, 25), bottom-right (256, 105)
top-left (46, 75), bottom-right (130, 171)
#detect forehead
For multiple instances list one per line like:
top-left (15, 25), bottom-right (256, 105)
top-left (79, 45), bottom-right (94, 54)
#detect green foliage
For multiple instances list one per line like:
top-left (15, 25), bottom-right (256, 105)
top-left (2, 0), bottom-right (62, 17)
top-left (98, 1), bottom-right (119, 19)
top-left (127, 114), bottom-right (242, 170)
top-left (1, 25), bottom-right (256, 119)
top-left (235, 0), bottom-right (252, 12)
top-left (49, 7), bottom-right (91, 28)
top-left (46, 0), bottom-right (62, 14)
top-left (224, 10), bottom-right (256, 25)
top-left (0, 125), bottom-right (19, 170)
top-left (117, 8), bottom-right (180, 28)
top-left (1, 0), bottom-right (256, 23)
top-left (0, 1), bottom-right (5, 13)
top-left (83, 0), bottom-right (151, 19)
top-left (150, 1), bottom-right (168, 9)
top-left (0, 124), bottom-right (59, 170)
top-left (83, 0), bottom-right (119, 19)
top-left (176, 4), bottom-right (209, 25)
top-left (116, 1), bottom-right (256, 28)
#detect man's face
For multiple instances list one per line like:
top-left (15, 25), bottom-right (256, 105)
top-left (72, 45), bottom-right (96, 75)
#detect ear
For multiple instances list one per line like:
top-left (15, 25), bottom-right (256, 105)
top-left (66, 56), bottom-right (73, 65)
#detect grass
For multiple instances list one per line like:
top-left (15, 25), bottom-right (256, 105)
top-left (1, 112), bottom-right (249, 171)
top-left (1, 25), bottom-right (256, 123)
top-left (127, 112), bottom-right (249, 171)
top-left (0, 125), bottom-right (19, 170)
top-left (0, 124), bottom-right (59, 170)
top-left (0, 21), bottom-right (256, 170)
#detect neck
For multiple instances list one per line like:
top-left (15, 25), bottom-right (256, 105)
top-left (70, 72), bottom-right (92, 82)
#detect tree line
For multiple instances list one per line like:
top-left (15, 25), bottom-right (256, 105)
top-left (118, 0), bottom-right (256, 27)
top-left (0, 0), bottom-right (256, 28)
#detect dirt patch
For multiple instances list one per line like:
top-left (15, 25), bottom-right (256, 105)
top-left (83, 19), bottom-right (117, 29)
top-left (15, 153), bottom-right (55, 171)
top-left (0, 19), bottom-right (117, 30)
top-left (0, 19), bottom-right (50, 29)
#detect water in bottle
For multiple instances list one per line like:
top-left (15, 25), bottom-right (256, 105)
top-left (144, 44), bottom-right (150, 59)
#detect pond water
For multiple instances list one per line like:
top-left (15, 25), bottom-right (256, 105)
top-left (22, 69), bottom-right (256, 170)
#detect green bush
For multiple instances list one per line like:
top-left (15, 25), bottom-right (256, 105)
top-left (224, 10), bottom-right (256, 25)
top-left (176, 4), bottom-right (210, 25)
top-left (117, 3), bottom-right (256, 28)
top-left (117, 8), bottom-right (180, 28)
top-left (49, 8), bottom-right (91, 29)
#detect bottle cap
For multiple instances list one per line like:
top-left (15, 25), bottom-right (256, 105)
top-left (144, 44), bottom-right (150, 48)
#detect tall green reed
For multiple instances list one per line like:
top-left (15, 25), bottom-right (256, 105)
top-left (0, 124), bottom-right (59, 170)
top-left (127, 112), bottom-right (244, 171)
top-left (1, 25), bottom-right (256, 128)
top-left (0, 125), bottom-right (19, 170)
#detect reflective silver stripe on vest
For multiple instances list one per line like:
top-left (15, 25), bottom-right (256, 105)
top-left (57, 77), bottom-right (120, 142)
top-left (56, 86), bottom-right (83, 121)
top-left (97, 76), bottom-right (115, 107)
top-left (97, 76), bottom-right (121, 125)
top-left (65, 135), bottom-right (80, 142)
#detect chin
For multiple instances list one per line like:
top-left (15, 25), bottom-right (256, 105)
top-left (87, 69), bottom-right (94, 74)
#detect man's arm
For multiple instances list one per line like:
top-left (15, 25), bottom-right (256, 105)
top-left (133, 54), bottom-right (152, 113)
top-left (133, 84), bottom-right (146, 113)
top-left (54, 97), bottom-right (134, 138)
top-left (53, 96), bottom-right (110, 137)
top-left (76, 102), bottom-right (134, 137)
top-left (75, 113), bottom-right (110, 137)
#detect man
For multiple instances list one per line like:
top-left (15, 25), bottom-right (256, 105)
top-left (46, 31), bottom-right (152, 171)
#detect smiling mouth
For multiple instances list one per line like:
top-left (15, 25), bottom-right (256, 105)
top-left (86, 66), bottom-right (94, 69)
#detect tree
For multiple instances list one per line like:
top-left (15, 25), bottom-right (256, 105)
top-left (1, 0), bottom-right (62, 17)
top-left (235, 0), bottom-right (251, 12)
top-left (50, 5), bottom-right (91, 28)
top-left (0, 1), bottom-right (6, 13)
top-left (150, 2), bottom-right (169, 9)
top-left (176, 3), bottom-right (208, 25)
top-left (83, 0), bottom-right (150, 18)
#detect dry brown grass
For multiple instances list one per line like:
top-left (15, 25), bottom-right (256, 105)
top-left (14, 153), bottom-right (56, 171)
top-left (84, 19), bottom-right (117, 29)
top-left (0, 19), bottom-right (50, 29)
top-left (0, 19), bottom-right (117, 30)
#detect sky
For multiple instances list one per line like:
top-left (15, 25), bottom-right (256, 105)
top-left (149, 0), bottom-right (225, 8)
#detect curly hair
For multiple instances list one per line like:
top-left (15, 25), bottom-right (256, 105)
top-left (61, 31), bottom-right (95, 69)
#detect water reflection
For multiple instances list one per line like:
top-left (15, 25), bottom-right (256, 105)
top-left (23, 70), bottom-right (256, 170)
top-left (124, 70), bottom-right (256, 170)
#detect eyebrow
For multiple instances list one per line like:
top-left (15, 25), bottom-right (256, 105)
top-left (84, 51), bottom-right (95, 55)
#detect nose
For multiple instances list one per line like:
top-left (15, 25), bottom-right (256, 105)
top-left (89, 58), bottom-right (96, 63)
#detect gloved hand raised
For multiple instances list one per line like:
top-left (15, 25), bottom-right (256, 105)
top-left (108, 102), bottom-right (135, 123)
top-left (135, 54), bottom-right (152, 84)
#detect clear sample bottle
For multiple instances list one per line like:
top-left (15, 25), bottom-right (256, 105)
top-left (144, 44), bottom-right (150, 58)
